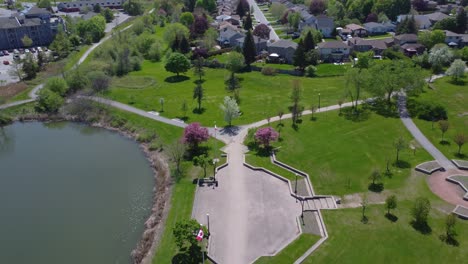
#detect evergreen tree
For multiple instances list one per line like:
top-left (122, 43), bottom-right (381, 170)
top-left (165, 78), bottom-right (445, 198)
top-left (243, 30), bottom-right (256, 66)
top-left (193, 82), bottom-right (204, 111)
top-left (236, 0), bottom-right (248, 18)
top-left (243, 13), bottom-right (253, 30)
top-left (456, 8), bottom-right (467, 34)
top-left (171, 36), bottom-right (180, 51)
top-left (303, 31), bottom-right (315, 52)
top-left (293, 39), bottom-right (307, 69)
top-left (179, 36), bottom-right (191, 54)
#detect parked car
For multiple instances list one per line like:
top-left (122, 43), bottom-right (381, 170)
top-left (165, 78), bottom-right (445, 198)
top-left (13, 54), bottom-right (20, 60)
top-left (0, 51), bottom-right (4, 56)
top-left (3, 50), bottom-right (9, 55)
top-left (31, 47), bottom-right (36, 53)
top-left (37, 47), bottom-right (43, 52)
top-left (19, 48), bottom-right (24, 54)
top-left (3, 60), bottom-right (9, 65)
top-left (13, 49), bottom-right (19, 54)
top-left (25, 49), bottom-right (30, 53)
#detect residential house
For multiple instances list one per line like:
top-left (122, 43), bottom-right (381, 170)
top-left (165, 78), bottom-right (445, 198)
top-left (444, 30), bottom-right (463, 46)
top-left (397, 15), bottom-right (432, 29)
top-left (217, 27), bottom-right (244, 47)
top-left (315, 15), bottom-right (334, 38)
top-left (425, 12), bottom-right (449, 25)
top-left (363, 22), bottom-right (396, 35)
top-left (0, 7), bottom-right (64, 50)
top-left (345, 24), bottom-right (367, 37)
top-left (348, 37), bottom-right (393, 55)
top-left (317, 41), bottom-right (350, 62)
top-left (235, 35), bottom-right (268, 52)
top-left (400, 43), bottom-right (425, 56)
top-left (461, 35), bottom-right (468, 47)
top-left (394, 34), bottom-right (418, 45)
top-left (267, 39), bottom-right (298, 63)
top-left (58, 0), bottom-right (125, 12)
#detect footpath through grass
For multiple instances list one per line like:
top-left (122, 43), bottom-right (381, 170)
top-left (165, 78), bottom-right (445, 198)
top-left (412, 77), bottom-right (468, 160)
top-left (246, 108), bottom-right (432, 196)
top-left (254, 234), bottom-right (321, 264)
top-left (105, 61), bottom-right (348, 126)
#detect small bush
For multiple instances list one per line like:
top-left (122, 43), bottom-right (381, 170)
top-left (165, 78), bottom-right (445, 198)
top-left (137, 130), bottom-right (157, 142)
top-left (110, 115), bottom-right (127, 128)
top-left (0, 113), bottom-right (13, 126)
top-left (407, 99), bottom-right (447, 121)
top-left (304, 65), bottom-right (317, 77)
top-left (261, 66), bottom-right (277, 76)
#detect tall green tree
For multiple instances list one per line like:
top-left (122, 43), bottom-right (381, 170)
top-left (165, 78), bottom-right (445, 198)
top-left (243, 13), bottom-right (253, 30)
top-left (456, 8), bottom-right (467, 34)
top-left (412, 197), bottom-right (431, 226)
top-left (193, 82), bottom-right (204, 111)
top-left (303, 31), bottom-right (315, 52)
top-left (22, 53), bottom-right (38, 80)
top-left (293, 39), bottom-right (307, 69)
top-left (290, 80), bottom-right (303, 125)
top-left (345, 67), bottom-right (369, 110)
top-left (385, 195), bottom-right (397, 215)
top-left (165, 52), bottom-right (191, 76)
top-left (394, 136), bottom-right (407, 163)
top-left (243, 30), bottom-right (256, 66)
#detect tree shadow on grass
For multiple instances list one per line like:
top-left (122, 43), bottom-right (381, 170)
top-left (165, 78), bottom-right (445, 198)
top-left (186, 146), bottom-right (210, 160)
top-left (176, 116), bottom-right (190, 122)
top-left (411, 220), bottom-right (432, 235)
top-left (439, 140), bottom-right (450, 145)
top-left (385, 213), bottom-right (398, 222)
top-left (368, 183), bottom-right (384, 192)
top-left (220, 125), bottom-right (241, 137)
top-left (172, 244), bottom-right (204, 264)
top-left (455, 153), bottom-right (466, 159)
top-left (439, 235), bottom-right (460, 247)
top-left (393, 160), bottom-right (411, 169)
top-left (361, 216), bottom-right (369, 224)
top-left (363, 98), bottom-right (399, 118)
top-left (341, 107), bottom-right (371, 122)
top-left (165, 75), bottom-right (190, 83)
top-left (449, 79), bottom-right (466, 86)
top-left (192, 108), bottom-right (206, 114)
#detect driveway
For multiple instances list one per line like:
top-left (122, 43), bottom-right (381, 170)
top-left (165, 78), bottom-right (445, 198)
top-left (247, 0), bottom-right (279, 41)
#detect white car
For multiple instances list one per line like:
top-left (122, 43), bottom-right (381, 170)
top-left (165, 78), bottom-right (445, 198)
top-left (25, 49), bottom-right (30, 53)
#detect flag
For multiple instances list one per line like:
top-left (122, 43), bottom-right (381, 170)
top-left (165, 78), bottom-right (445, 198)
top-left (196, 228), bottom-right (204, 241)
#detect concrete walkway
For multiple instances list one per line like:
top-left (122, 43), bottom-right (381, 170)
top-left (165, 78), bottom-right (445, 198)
top-left (397, 92), bottom-right (455, 170)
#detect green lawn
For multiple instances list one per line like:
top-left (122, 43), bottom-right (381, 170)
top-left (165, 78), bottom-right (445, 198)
top-left (412, 77), bottom-right (468, 159)
top-left (104, 60), bottom-right (348, 126)
top-left (245, 110), bottom-right (432, 196)
top-left (254, 234), bottom-right (321, 264)
top-left (315, 63), bottom-right (351, 77)
top-left (305, 181), bottom-right (468, 264)
top-left (245, 153), bottom-right (298, 181)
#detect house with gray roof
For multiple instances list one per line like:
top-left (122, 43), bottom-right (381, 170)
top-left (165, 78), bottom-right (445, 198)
top-left (0, 7), bottom-right (64, 50)
top-left (58, 0), bottom-right (125, 12)
top-left (397, 15), bottom-right (431, 29)
top-left (425, 12), bottom-right (449, 24)
top-left (348, 37), bottom-right (393, 55)
top-left (235, 35), bottom-right (268, 52)
top-left (363, 22), bottom-right (396, 35)
top-left (217, 27), bottom-right (244, 47)
top-left (315, 15), bottom-right (334, 38)
top-left (317, 41), bottom-right (350, 62)
top-left (267, 39), bottom-right (298, 63)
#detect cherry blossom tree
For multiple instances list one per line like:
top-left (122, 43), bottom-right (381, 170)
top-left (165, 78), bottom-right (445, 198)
top-left (255, 127), bottom-right (279, 148)
top-left (183, 122), bottom-right (210, 149)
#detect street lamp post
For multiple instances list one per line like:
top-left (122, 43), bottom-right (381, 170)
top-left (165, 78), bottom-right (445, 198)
top-left (295, 173), bottom-right (298, 202)
top-left (318, 93), bottom-right (321, 111)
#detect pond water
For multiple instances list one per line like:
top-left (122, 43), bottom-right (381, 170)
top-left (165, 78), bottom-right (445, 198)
top-left (0, 122), bottom-right (154, 264)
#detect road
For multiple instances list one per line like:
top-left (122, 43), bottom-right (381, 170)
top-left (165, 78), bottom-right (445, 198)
top-left (247, 0), bottom-right (279, 41)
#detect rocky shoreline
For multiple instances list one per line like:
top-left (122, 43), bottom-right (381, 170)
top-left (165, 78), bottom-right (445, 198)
top-left (6, 113), bottom-right (173, 264)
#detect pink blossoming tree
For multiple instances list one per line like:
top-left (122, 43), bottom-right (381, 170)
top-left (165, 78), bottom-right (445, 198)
top-left (255, 127), bottom-right (279, 148)
top-left (183, 122), bottom-right (210, 149)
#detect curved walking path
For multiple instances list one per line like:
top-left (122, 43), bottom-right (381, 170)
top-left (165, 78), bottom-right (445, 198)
top-left (0, 24), bottom-right (132, 111)
top-left (397, 92), bottom-right (455, 170)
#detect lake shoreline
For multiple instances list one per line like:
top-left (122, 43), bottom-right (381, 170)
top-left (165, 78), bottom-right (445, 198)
top-left (6, 113), bottom-right (173, 264)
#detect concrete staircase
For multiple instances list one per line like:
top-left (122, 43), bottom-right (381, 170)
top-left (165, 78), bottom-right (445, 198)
top-left (303, 196), bottom-right (337, 210)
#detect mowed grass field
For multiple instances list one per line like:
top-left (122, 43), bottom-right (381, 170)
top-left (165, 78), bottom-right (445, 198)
top-left (412, 77), bottom-right (468, 159)
top-left (245, 109), bottom-right (432, 195)
top-left (105, 60), bottom-right (349, 126)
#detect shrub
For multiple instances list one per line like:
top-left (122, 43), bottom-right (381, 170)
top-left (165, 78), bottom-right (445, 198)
top-left (36, 89), bottom-right (64, 113)
top-left (407, 99), bottom-right (447, 121)
top-left (0, 113), bottom-right (13, 126)
top-left (45, 77), bottom-right (69, 97)
top-left (305, 65), bottom-right (317, 77)
top-left (261, 66), bottom-right (277, 76)
top-left (110, 115), bottom-right (127, 128)
top-left (137, 130), bottom-right (157, 142)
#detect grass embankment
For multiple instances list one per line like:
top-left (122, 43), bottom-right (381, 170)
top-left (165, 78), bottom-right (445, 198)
top-left (412, 77), bottom-right (468, 159)
top-left (105, 60), bottom-right (348, 126)
top-left (245, 109), bottom-right (432, 196)
top-left (254, 234), bottom-right (321, 264)
top-left (63, 45), bottom-right (90, 71)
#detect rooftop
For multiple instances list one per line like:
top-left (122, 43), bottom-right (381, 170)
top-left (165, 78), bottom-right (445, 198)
top-left (318, 41), bottom-right (348, 49)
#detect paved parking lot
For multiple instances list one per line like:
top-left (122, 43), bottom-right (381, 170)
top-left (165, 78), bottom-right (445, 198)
top-left (0, 53), bottom-right (19, 85)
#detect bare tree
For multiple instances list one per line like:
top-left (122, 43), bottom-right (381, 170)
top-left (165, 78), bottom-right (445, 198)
top-left (278, 110), bottom-right (284, 124)
top-left (454, 132), bottom-right (466, 155)
top-left (438, 120), bottom-right (449, 141)
top-left (8, 59), bottom-right (23, 81)
top-left (394, 136), bottom-right (407, 163)
top-left (167, 139), bottom-right (186, 176)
